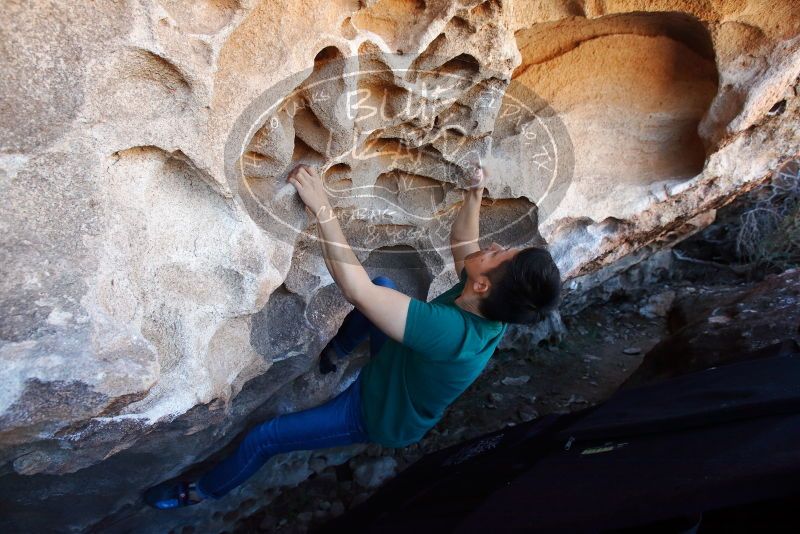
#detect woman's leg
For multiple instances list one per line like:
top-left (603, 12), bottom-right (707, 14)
top-left (196, 374), bottom-right (368, 499)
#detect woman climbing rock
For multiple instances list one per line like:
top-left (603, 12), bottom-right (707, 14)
top-left (144, 163), bottom-right (560, 509)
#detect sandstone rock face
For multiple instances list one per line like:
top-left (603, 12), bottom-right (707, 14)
top-left (1, 0), bottom-right (799, 531)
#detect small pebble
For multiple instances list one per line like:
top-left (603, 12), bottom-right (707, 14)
top-left (501, 375), bottom-right (530, 386)
top-left (623, 347), bottom-right (642, 355)
top-left (488, 392), bottom-right (504, 403)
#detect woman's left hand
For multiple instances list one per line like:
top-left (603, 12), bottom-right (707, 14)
top-left (287, 164), bottom-right (331, 218)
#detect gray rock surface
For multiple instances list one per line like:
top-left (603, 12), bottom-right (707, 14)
top-left (352, 456), bottom-right (399, 489)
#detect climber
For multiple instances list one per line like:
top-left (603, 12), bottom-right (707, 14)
top-left (144, 162), bottom-right (561, 509)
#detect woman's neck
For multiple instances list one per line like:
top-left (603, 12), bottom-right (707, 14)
top-left (454, 290), bottom-right (487, 319)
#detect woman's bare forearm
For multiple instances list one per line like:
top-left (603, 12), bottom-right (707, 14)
top-left (285, 164), bottom-right (371, 301)
top-left (450, 187), bottom-right (484, 243)
top-left (314, 205), bottom-right (371, 303)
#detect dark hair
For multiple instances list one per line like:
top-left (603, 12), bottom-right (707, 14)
top-left (478, 246), bottom-right (561, 325)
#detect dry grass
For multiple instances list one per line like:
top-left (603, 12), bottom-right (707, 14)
top-left (736, 159), bottom-right (800, 273)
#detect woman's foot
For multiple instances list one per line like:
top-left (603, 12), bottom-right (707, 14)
top-left (144, 480), bottom-right (204, 509)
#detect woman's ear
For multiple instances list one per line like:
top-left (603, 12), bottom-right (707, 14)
top-left (472, 276), bottom-right (490, 295)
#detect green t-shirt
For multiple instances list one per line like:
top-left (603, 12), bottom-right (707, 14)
top-left (359, 269), bottom-right (508, 447)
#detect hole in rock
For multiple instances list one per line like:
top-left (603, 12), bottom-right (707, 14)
top-left (303, 46), bottom-right (346, 101)
top-left (351, 0), bottom-right (427, 51)
top-left (470, 0), bottom-right (500, 18)
top-left (409, 33), bottom-right (448, 79)
top-left (323, 163), bottom-right (351, 182)
top-left (448, 16), bottom-right (476, 34)
top-left (437, 53), bottom-right (480, 77)
top-left (100, 49), bottom-right (192, 120)
top-left (434, 101), bottom-right (474, 133)
top-left (340, 16), bottom-right (357, 39)
top-left (290, 135), bottom-right (325, 167)
top-left (768, 100), bottom-right (787, 116)
top-left (415, 51), bottom-right (480, 92)
top-left (293, 106), bottom-right (334, 157)
top-left (354, 81), bottom-right (412, 126)
top-left (363, 245), bottom-right (433, 301)
top-left (158, 0), bottom-right (239, 34)
top-left (314, 46), bottom-right (341, 64)
top-left (250, 285), bottom-right (312, 362)
top-left (511, 11), bottom-right (719, 194)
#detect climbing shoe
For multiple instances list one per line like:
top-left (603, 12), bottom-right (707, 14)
top-left (144, 480), bottom-right (203, 510)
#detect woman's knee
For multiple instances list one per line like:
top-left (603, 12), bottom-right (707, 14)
top-left (247, 418), bottom-right (279, 458)
top-left (371, 275), bottom-right (397, 290)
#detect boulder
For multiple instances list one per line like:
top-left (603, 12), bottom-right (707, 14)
top-left (625, 269), bottom-right (800, 387)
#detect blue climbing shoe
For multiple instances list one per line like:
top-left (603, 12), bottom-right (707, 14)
top-left (144, 480), bottom-right (203, 510)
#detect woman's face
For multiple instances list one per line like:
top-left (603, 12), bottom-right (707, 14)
top-left (464, 242), bottom-right (521, 282)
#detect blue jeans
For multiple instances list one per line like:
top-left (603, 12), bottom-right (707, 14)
top-left (196, 276), bottom-right (397, 499)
